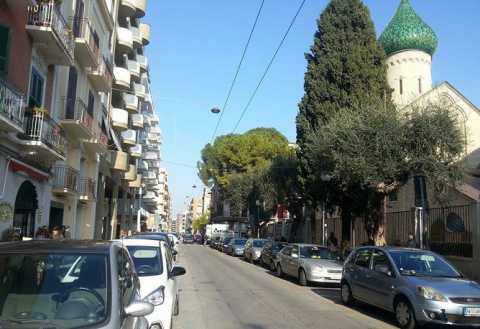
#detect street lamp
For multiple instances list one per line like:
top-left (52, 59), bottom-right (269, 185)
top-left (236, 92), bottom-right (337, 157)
top-left (211, 107), bottom-right (221, 114)
top-left (320, 173), bottom-right (332, 246)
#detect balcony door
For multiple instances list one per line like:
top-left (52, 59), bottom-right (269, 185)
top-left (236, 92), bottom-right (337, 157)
top-left (73, 0), bottom-right (84, 38)
top-left (13, 181), bottom-right (38, 238)
top-left (65, 67), bottom-right (78, 119)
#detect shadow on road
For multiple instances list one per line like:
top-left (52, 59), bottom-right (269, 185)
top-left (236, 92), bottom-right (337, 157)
top-left (311, 287), bottom-right (397, 326)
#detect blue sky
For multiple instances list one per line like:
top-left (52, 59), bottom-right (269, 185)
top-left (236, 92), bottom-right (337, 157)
top-left (144, 0), bottom-right (480, 214)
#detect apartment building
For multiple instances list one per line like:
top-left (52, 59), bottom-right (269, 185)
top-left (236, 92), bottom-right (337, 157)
top-left (0, 0), bottom-right (169, 240)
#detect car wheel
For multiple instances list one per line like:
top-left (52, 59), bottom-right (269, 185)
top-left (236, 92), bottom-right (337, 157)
top-left (395, 299), bottom-right (417, 329)
top-left (298, 269), bottom-right (308, 286)
top-left (340, 282), bottom-right (354, 305)
top-left (270, 259), bottom-right (276, 272)
top-left (276, 263), bottom-right (284, 278)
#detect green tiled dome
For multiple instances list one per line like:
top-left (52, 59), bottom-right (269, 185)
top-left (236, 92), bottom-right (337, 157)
top-left (379, 0), bottom-right (438, 56)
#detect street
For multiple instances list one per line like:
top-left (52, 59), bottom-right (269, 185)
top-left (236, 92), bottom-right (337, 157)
top-left (174, 244), bottom-right (397, 329)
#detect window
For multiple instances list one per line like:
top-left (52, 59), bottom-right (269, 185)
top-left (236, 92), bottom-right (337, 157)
top-left (117, 249), bottom-right (135, 307)
top-left (126, 246), bottom-right (163, 276)
top-left (354, 249), bottom-right (372, 268)
top-left (399, 78), bottom-right (403, 95)
top-left (0, 25), bottom-right (10, 77)
top-left (371, 250), bottom-right (392, 272)
top-left (29, 67), bottom-right (45, 108)
top-left (282, 246), bottom-right (292, 256)
top-left (291, 245), bottom-right (299, 257)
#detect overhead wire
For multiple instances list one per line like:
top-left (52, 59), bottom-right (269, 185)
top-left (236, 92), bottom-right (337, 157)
top-left (210, 0), bottom-right (266, 143)
top-left (231, 0), bottom-right (307, 133)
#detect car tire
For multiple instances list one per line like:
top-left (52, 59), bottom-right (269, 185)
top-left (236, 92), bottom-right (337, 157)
top-left (340, 282), bottom-right (354, 305)
top-left (270, 259), bottom-right (276, 272)
top-left (298, 269), bottom-right (308, 286)
top-left (395, 298), bottom-right (417, 329)
top-left (276, 263), bottom-right (284, 278)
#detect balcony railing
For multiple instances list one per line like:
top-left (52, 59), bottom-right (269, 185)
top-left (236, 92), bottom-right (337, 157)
top-left (27, 2), bottom-right (74, 59)
top-left (0, 78), bottom-right (25, 128)
top-left (73, 18), bottom-right (100, 63)
top-left (52, 165), bottom-right (79, 192)
top-left (79, 177), bottom-right (96, 199)
top-left (24, 109), bottom-right (67, 156)
top-left (62, 98), bottom-right (94, 132)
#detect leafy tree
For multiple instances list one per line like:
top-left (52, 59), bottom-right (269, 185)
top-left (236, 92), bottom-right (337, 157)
top-left (296, 0), bottom-right (392, 240)
top-left (192, 212), bottom-right (210, 234)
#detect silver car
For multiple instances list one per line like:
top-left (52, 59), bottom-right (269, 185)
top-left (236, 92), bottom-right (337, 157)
top-left (275, 244), bottom-right (343, 286)
top-left (0, 240), bottom-right (153, 329)
top-left (341, 246), bottom-right (480, 329)
top-left (244, 238), bottom-right (268, 262)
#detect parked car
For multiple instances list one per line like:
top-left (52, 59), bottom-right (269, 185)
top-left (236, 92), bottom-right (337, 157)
top-left (210, 237), bottom-right (220, 249)
top-left (122, 239), bottom-right (186, 329)
top-left (225, 238), bottom-right (248, 256)
top-left (130, 232), bottom-right (173, 249)
top-left (244, 239), bottom-right (268, 263)
top-left (341, 247), bottom-right (480, 329)
top-left (260, 241), bottom-right (288, 270)
top-left (0, 240), bottom-right (153, 329)
top-left (275, 244), bottom-right (343, 286)
top-left (221, 237), bottom-right (233, 253)
top-left (167, 233), bottom-right (180, 252)
top-left (194, 234), bottom-right (203, 244)
top-left (183, 234), bottom-right (194, 244)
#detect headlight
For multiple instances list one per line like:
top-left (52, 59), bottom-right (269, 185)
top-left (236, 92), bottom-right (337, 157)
top-left (311, 266), bottom-right (324, 275)
top-left (143, 286), bottom-right (165, 306)
top-left (417, 286), bottom-right (447, 302)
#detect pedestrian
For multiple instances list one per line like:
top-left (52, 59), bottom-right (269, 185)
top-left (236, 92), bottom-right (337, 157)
top-left (51, 226), bottom-right (65, 240)
top-left (327, 232), bottom-right (338, 251)
top-left (35, 226), bottom-right (50, 240)
top-left (407, 234), bottom-right (416, 248)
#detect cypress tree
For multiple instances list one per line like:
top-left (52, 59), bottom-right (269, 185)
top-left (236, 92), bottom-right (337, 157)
top-left (296, 0), bottom-right (392, 241)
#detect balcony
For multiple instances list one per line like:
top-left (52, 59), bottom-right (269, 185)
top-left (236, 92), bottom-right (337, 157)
top-left (143, 115), bottom-right (151, 126)
top-left (139, 23), bottom-right (150, 45)
top-left (123, 164), bottom-right (137, 181)
top-left (97, 0), bottom-right (114, 31)
top-left (143, 171), bottom-right (157, 180)
top-left (138, 160), bottom-right (148, 171)
top-left (130, 113), bottom-right (143, 129)
top-left (122, 93), bottom-right (138, 113)
top-left (137, 54), bottom-right (148, 72)
top-left (0, 78), bottom-right (25, 133)
top-left (148, 160), bottom-right (160, 169)
top-left (143, 191), bottom-right (157, 202)
top-left (79, 178), bottom-right (96, 202)
top-left (84, 123), bottom-right (108, 155)
top-left (73, 18), bottom-right (99, 68)
top-left (113, 66), bottom-right (131, 89)
top-left (108, 150), bottom-right (129, 171)
top-left (134, 0), bottom-right (146, 17)
top-left (147, 132), bottom-right (159, 143)
top-left (52, 165), bottom-right (79, 195)
top-left (60, 98), bottom-right (93, 141)
top-left (21, 109), bottom-right (66, 161)
top-left (111, 107), bottom-right (129, 130)
top-left (143, 151), bottom-right (158, 160)
top-left (134, 83), bottom-right (146, 99)
top-left (129, 144), bottom-right (142, 158)
top-left (128, 59), bottom-right (141, 80)
top-left (149, 126), bottom-right (161, 134)
top-left (128, 174), bottom-right (142, 188)
top-left (116, 26), bottom-right (133, 54)
top-left (87, 56), bottom-right (113, 92)
top-left (119, 0), bottom-right (136, 18)
top-left (26, 2), bottom-right (74, 66)
top-left (121, 129), bottom-right (136, 146)
top-left (150, 114), bottom-right (159, 124)
top-left (131, 26), bottom-right (142, 47)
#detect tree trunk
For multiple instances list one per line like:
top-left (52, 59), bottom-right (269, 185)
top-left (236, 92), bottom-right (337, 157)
top-left (374, 194), bottom-right (388, 246)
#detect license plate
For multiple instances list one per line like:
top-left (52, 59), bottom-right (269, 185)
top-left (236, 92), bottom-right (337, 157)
top-left (464, 307), bottom-right (480, 317)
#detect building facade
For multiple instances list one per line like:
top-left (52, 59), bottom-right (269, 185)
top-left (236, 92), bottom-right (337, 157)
top-left (0, 0), bottom-right (169, 240)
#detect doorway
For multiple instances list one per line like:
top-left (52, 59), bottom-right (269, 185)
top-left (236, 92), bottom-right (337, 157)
top-left (13, 181), bottom-right (38, 238)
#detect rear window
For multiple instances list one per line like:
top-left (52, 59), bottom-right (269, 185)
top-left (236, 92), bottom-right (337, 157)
top-left (127, 246), bottom-right (163, 276)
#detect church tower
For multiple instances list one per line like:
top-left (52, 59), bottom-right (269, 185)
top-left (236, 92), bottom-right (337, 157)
top-left (379, 0), bottom-right (438, 108)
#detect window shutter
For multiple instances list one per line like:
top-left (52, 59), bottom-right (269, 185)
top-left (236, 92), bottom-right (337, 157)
top-left (0, 25), bottom-right (10, 77)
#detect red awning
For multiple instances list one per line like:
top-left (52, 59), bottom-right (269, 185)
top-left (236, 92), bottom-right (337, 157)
top-left (9, 159), bottom-right (49, 181)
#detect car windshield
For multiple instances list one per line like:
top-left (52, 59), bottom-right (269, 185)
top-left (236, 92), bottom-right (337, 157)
top-left (390, 251), bottom-right (461, 278)
top-left (300, 246), bottom-right (335, 260)
top-left (234, 239), bottom-right (247, 245)
top-left (185, 234), bottom-right (193, 239)
top-left (127, 246), bottom-right (163, 277)
top-left (253, 240), bottom-right (266, 248)
top-left (223, 238), bottom-right (232, 244)
top-left (0, 253), bottom-right (108, 328)
top-left (272, 243), bottom-right (288, 252)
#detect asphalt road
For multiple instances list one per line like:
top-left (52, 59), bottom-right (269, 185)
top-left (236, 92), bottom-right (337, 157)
top-left (173, 244), bottom-right (397, 329)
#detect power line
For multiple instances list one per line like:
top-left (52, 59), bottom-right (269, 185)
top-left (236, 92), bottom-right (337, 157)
top-left (232, 0), bottom-right (307, 133)
top-left (210, 0), bottom-right (266, 143)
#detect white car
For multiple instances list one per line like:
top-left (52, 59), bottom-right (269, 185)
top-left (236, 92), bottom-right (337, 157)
top-left (167, 233), bottom-right (180, 252)
top-left (121, 239), bottom-right (186, 329)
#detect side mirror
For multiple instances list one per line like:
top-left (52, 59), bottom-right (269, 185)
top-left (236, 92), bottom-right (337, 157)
top-left (124, 302), bottom-right (154, 317)
top-left (291, 253), bottom-right (299, 259)
top-left (170, 266), bottom-right (186, 278)
top-left (375, 264), bottom-right (393, 277)
top-left (172, 250), bottom-right (178, 256)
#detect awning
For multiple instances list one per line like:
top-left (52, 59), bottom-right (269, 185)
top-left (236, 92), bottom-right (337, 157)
top-left (9, 158), bottom-right (49, 181)
top-left (109, 127), bottom-right (122, 151)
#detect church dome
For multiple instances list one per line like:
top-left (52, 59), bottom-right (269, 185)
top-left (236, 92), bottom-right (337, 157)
top-left (379, 0), bottom-right (438, 56)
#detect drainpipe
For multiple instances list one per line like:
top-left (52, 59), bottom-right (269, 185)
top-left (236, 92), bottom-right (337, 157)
top-left (0, 157), bottom-right (12, 200)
